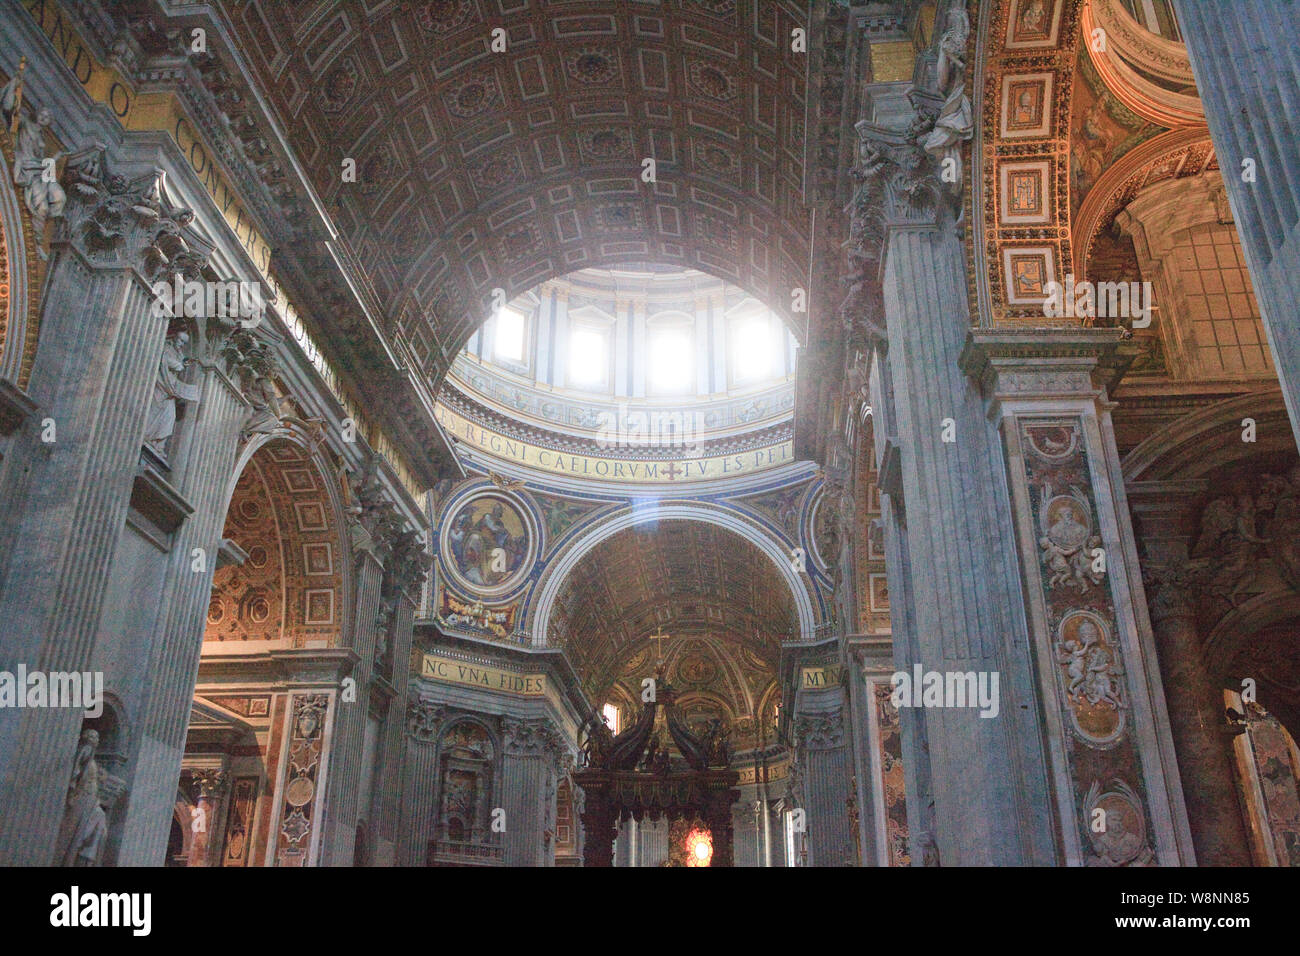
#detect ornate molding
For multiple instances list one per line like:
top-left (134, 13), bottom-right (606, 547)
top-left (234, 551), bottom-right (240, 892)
top-left (848, 5), bottom-right (972, 263)
top-left (58, 148), bottom-right (211, 282)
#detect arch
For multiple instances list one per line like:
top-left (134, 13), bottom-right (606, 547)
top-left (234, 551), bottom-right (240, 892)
top-left (435, 713), bottom-right (501, 756)
top-left (0, 123), bottom-right (43, 390)
top-left (1072, 127), bottom-right (1215, 280)
top-left (1204, 594), bottom-right (1300, 742)
top-left (1203, 592), bottom-right (1300, 679)
top-left (529, 501), bottom-right (818, 647)
top-left (1121, 390), bottom-right (1292, 482)
top-left (1079, 0), bottom-right (1203, 128)
top-left (206, 428), bottom-right (353, 648)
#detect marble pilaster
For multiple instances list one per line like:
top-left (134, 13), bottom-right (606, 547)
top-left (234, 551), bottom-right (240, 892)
top-left (961, 329), bottom-right (1195, 865)
top-left (791, 707), bottom-right (855, 866)
top-left (396, 695), bottom-right (445, 866)
top-left (861, 187), bottom-right (1058, 865)
top-left (317, 545), bottom-right (384, 867)
top-left (500, 715), bottom-right (566, 867)
top-left (115, 335), bottom-right (255, 866)
top-left (0, 153), bottom-right (206, 865)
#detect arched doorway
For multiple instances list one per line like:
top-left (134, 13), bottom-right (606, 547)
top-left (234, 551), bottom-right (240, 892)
top-left (547, 518), bottom-right (795, 866)
top-left (175, 434), bottom-right (352, 867)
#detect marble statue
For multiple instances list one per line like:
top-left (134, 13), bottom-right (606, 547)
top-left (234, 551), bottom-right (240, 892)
top-left (143, 330), bottom-right (200, 458)
top-left (59, 729), bottom-right (108, 867)
top-left (242, 368), bottom-right (282, 439)
top-left (922, 7), bottom-right (974, 194)
top-left (3, 74), bottom-right (67, 243)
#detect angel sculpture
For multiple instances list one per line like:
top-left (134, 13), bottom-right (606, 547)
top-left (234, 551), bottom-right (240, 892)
top-left (580, 710), bottom-right (613, 769)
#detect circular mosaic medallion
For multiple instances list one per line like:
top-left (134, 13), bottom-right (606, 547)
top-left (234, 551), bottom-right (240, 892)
top-left (440, 491), bottom-right (537, 597)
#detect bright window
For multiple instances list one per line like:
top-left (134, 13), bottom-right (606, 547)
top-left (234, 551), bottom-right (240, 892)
top-left (493, 307), bottom-right (526, 364)
top-left (568, 325), bottom-right (609, 388)
top-left (602, 703), bottom-right (620, 736)
top-left (648, 324), bottom-right (694, 393)
top-left (731, 313), bottom-right (774, 384)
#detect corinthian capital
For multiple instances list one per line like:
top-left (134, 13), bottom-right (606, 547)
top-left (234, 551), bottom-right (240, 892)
top-left (58, 148), bottom-right (212, 282)
top-left (848, 4), bottom-right (972, 261)
top-left (185, 768), bottom-right (230, 801)
top-left (793, 709), bottom-right (845, 751)
top-left (502, 716), bottom-right (565, 760)
top-left (406, 696), bottom-right (446, 742)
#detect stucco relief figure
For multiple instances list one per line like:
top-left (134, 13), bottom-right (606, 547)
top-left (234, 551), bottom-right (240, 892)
top-left (922, 8), bottom-right (973, 193)
top-left (1038, 488), bottom-right (1102, 593)
top-left (1056, 619), bottom-right (1122, 710)
top-left (143, 330), bottom-right (200, 458)
top-left (59, 729), bottom-right (108, 867)
top-left (1084, 780), bottom-right (1153, 867)
top-left (1055, 612), bottom-right (1126, 744)
top-left (1193, 494), bottom-right (1271, 606)
top-left (1262, 466), bottom-right (1300, 590)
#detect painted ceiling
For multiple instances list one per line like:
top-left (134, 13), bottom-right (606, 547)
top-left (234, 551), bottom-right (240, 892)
top-left (216, 0), bottom-right (812, 378)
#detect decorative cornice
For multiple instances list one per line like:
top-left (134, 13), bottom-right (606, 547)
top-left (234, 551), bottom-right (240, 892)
top-left (439, 380), bottom-right (794, 462)
top-left (960, 327), bottom-right (1137, 405)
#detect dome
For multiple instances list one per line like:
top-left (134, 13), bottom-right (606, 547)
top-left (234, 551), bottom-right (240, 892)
top-left (435, 268), bottom-right (799, 487)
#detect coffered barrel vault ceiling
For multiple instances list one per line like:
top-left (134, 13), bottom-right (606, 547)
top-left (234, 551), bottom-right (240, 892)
top-left (550, 519), bottom-right (795, 697)
top-left (224, 0), bottom-right (813, 371)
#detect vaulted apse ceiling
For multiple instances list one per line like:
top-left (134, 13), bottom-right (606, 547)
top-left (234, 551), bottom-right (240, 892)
top-left (218, 0), bottom-right (812, 367)
top-left (550, 519), bottom-right (796, 698)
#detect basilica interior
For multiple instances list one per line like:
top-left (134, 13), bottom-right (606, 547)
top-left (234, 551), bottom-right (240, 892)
top-left (0, 0), bottom-right (1298, 868)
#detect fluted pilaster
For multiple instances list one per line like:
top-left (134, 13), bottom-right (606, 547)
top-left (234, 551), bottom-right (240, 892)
top-left (1175, 0), bottom-right (1300, 445)
top-left (316, 548), bottom-right (384, 866)
top-left (397, 696), bottom-right (444, 866)
top-left (116, 358), bottom-right (249, 865)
